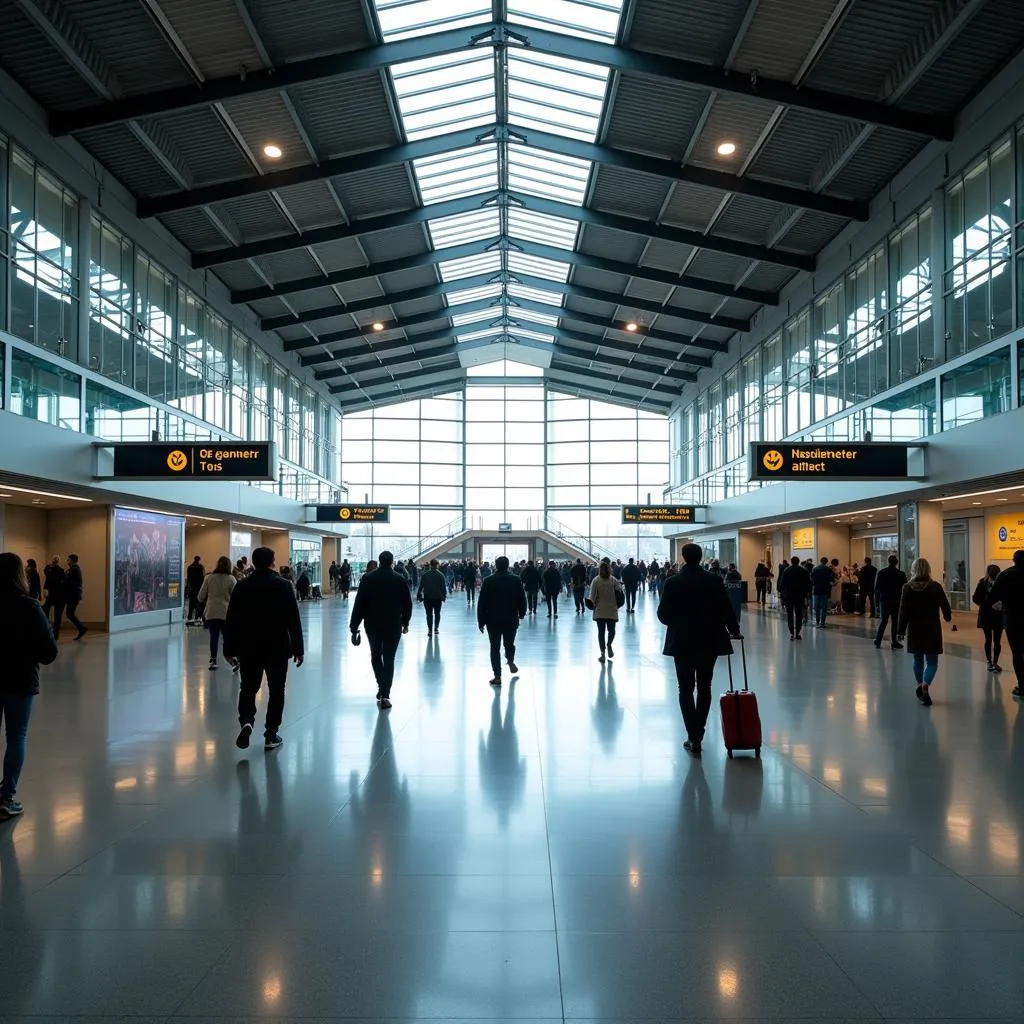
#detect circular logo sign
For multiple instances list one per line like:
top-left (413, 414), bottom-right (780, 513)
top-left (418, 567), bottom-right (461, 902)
top-left (166, 449), bottom-right (189, 472)
top-left (762, 449), bottom-right (784, 472)
top-left (999, 526), bottom-right (1008, 542)
top-left (339, 507), bottom-right (352, 520)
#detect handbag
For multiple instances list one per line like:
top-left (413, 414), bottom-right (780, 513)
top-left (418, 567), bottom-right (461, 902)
top-left (585, 597), bottom-right (595, 611)
top-left (614, 588), bottom-right (625, 609)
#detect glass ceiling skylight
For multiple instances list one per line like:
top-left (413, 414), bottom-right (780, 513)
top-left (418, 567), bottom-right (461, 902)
top-left (508, 145), bottom-right (590, 204)
top-left (415, 146), bottom-right (498, 204)
top-left (508, 282), bottom-right (564, 307)
top-left (507, 250), bottom-right (572, 282)
top-left (391, 50), bottom-right (495, 140)
top-left (507, 0), bottom-right (623, 41)
top-left (508, 305), bottom-right (560, 327)
top-left (511, 326), bottom-right (556, 345)
top-left (508, 208), bottom-right (579, 249)
top-left (507, 52), bottom-right (609, 141)
top-left (452, 308), bottom-right (506, 327)
top-left (446, 282), bottom-right (504, 306)
top-left (438, 251), bottom-right (502, 281)
top-left (428, 207), bottom-right (500, 248)
top-left (376, 0), bottom-right (491, 40)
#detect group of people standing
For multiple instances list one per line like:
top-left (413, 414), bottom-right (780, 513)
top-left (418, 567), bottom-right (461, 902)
top-left (23, 555), bottom-right (87, 640)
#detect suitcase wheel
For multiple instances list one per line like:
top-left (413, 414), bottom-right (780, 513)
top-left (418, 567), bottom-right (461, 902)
top-left (727, 749), bottom-right (733, 759)
top-left (755, 746), bottom-right (761, 757)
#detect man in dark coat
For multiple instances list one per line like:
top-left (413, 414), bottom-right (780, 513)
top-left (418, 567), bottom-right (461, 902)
top-left (542, 561), bottom-right (562, 618)
top-left (63, 554), bottom-right (87, 641)
top-left (462, 561), bottom-right (478, 607)
top-left (858, 557), bottom-right (878, 617)
top-left (570, 558), bottom-right (589, 614)
top-left (810, 557), bottom-right (835, 628)
top-left (41, 556), bottom-right (65, 631)
top-left (185, 555), bottom-right (206, 623)
top-left (621, 557), bottom-right (641, 614)
top-left (657, 543), bottom-right (740, 756)
top-left (520, 559), bottom-right (542, 616)
top-left (990, 549), bottom-right (1024, 699)
top-left (350, 550), bottom-right (412, 708)
top-left (223, 546), bottom-right (304, 751)
top-left (477, 556), bottom-right (527, 686)
top-left (873, 554), bottom-right (907, 649)
top-left (780, 555), bottom-right (812, 640)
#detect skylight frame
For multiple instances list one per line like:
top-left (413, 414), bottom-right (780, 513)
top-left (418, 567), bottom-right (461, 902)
top-left (508, 282), bottom-right (565, 306)
top-left (414, 145), bottom-right (499, 204)
top-left (391, 51), bottom-right (496, 141)
top-left (507, 145), bottom-right (591, 205)
top-left (438, 251), bottom-right (503, 282)
top-left (508, 208), bottom-right (580, 250)
top-left (376, 0), bottom-right (492, 41)
top-left (507, 250), bottom-right (572, 282)
top-left (507, 0), bottom-right (624, 41)
top-left (428, 207), bottom-right (501, 248)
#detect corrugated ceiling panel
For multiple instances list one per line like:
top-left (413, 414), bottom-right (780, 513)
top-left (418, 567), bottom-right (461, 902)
top-left (272, 181), bottom-right (346, 232)
top-left (805, 0), bottom-right (946, 101)
top-left (60, 0), bottom-right (196, 94)
top-left (290, 288), bottom-right (344, 314)
top-left (377, 266), bottom-right (441, 295)
top-left (571, 266), bottom-right (632, 294)
top-left (589, 165), bottom-right (671, 219)
top-left (687, 93), bottom-right (781, 171)
top-left (660, 181), bottom-right (728, 231)
top-left (156, 0), bottom-right (262, 78)
top-left (741, 263), bottom-right (798, 293)
top-left (255, 249), bottom-right (322, 283)
top-left (158, 208), bottom-right (234, 251)
top-left (749, 108), bottom-right (849, 188)
top-left (211, 262), bottom-right (267, 292)
top-left (78, 123), bottom-right (181, 197)
top-left (732, 0), bottom-right (849, 81)
top-left (828, 128), bottom-right (926, 202)
top-left (218, 93), bottom-right (313, 170)
top-left (695, 323), bottom-right (735, 344)
top-left (308, 237), bottom-right (369, 273)
top-left (565, 294), bottom-right (618, 319)
top-left (903, 0), bottom-right (1024, 115)
top-left (624, 278), bottom-right (674, 304)
top-left (250, 296), bottom-right (291, 318)
top-left (333, 166), bottom-right (416, 218)
top-left (666, 289), bottom-right (719, 315)
top-left (628, 0), bottom-right (749, 62)
top-left (359, 225), bottom-right (431, 264)
top-left (603, 74), bottom-right (712, 159)
top-left (334, 278), bottom-right (388, 303)
top-left (212, 193), bottom-right (292, 241)
top-left (713, 193), bottom-right (781, 243)
top-left (577, 225), bottom-right (647, 264)
top-left (775, 209), bottom-right (849, 254)
top-left (639, 238), bottom-right (696, 272)
top-left (685, 249), bottom-right (751, 285)
top-left (155, 107), bottom-right (255, 184)
top-left (289, 73), bottom-right (398, 160)
top-left (246, 0), bottom-right (372, 61)
top-left (392, 295), bottom-right (449, 317)
top-left (717, 296), bottom-right (761, 321)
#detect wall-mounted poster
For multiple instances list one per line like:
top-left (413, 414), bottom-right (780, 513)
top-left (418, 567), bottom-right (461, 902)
top-left (113, 507), bottom-right (184, 616)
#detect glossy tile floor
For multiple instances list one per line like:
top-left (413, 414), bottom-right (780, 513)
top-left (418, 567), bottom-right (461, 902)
top-left (2, 591), bottom-right (1024, 1023)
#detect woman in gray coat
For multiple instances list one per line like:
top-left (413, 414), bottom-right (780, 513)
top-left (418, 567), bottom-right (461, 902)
top-left (896, 558), bottom-right (952, 706)
top-left (198, 556), bottom-right (236, 671)
top-left (589, 561), bottom-right (623, 663)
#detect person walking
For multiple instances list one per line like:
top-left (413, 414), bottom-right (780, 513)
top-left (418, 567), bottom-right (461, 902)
top-left (350, 551), bottom-right (412, 709)
top-left (0, 553), bottom-right (59, 820)
top-left (858, 557), bottom-right (878, 617)
top-left (198, 556), bottom-right (236, 671)
top-left (589, 561), bottom-right (624, 662)
top-left (25, 559), bottom-right (41, 601)
top-left (186, 555), bottom-right (206, 623)
top-left (340, 559), bottom-right (352, 599)
top-left (780, 555), bottom-right (811, 640)
top-left (223, 547), bottom-right (304, 751)
top-left (416, 558), bottom-right (447, 635)
top-left (571, 558), bottom-right (588, 615)
top-left (63, 554), bottom-right (87, 641)
top-left (621, 557), bottom-right (641, 614)
top-left (657, 543), bottom-right (741, 757)
top-left (41, 556), bottom-right (65, 630)
top-left (973, 564), bottom-right (1004, 673)
top-left (810, 557), bottom-right (835, 628)
top-left (873, 554), bottom-right (907, 649)
top-left (542, 560), bottom-right (562, 619)
top-left (462, 561), bottom-right (478, 607)
top-left (896, 558), bottom-right (953, 707)
top-left (990, 549), bottom-right (1024, 699)
top-left (520, 559), bottom-right (542, 617)
top-left (477, 555), bottom-right (526, 686)
top-left (754, 561), bottom-right (771, 607)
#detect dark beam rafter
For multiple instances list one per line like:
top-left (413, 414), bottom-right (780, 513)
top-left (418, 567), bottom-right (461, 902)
top-left (330, 362), bottom-right (463, 396)
top-left (51, 20), bottom-right (952, 140)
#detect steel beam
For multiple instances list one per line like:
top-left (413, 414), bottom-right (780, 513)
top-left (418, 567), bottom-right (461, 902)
top-left (552, 343), bottom-right (697, 383)
top-left (341, 376), bottom-right (469, 411)
top-left (314, 336), bottom-right (459, 380)
top-left (309, 327), bottom-right (464, 375)
top-left (326, 344), bottom-right (460, 383)
top-left (553, 326), bottom-right (711, 367)
top-left (52, 20), bottom-right (952, 140)
top-left (546, 362), bottom-right (679, 397)
top-left (330, 361), bottom-right (463, 396)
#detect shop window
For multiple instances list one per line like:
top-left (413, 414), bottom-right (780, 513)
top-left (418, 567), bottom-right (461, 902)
top-left (941, 348), bottom-right (1012, 430)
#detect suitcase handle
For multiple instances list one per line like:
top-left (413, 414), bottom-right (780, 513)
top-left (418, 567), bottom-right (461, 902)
top-left (726, 635), bottom-right (748, 693)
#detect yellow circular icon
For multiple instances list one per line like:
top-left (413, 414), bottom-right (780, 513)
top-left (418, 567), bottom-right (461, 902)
top-left (762, 449), bottom-right (784, 472)
top-left (166, 449), bottom-right (189, 472)
top-left (339, 507), bottom-right (352, 520)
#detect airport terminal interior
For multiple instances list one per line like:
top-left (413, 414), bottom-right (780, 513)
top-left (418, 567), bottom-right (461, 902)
top-left (3, 0), bottom-right (1024, 1020)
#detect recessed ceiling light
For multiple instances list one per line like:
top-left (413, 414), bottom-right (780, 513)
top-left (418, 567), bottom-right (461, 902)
top-left (625, 321), bottom-right (638, 332)
top-left (263, 143), bottom-right (283, 159)
top-left (717, 141), bottom-right (737, 156)
top-left (972, 501), bottom-right (983, 505)
top-left (371, 321), bottom-right (385, 332)
top-left (0, 484), bottom-right (91, 502)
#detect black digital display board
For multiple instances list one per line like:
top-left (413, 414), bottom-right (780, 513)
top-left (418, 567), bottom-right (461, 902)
top-left (622, 505), bottom-right (699, 524)
top-left (313, 504), bottom-right (390, 524)
top-left (749, 443), bottom-right (912, 481)
top-left (109, 443), bottom-right (275, 481)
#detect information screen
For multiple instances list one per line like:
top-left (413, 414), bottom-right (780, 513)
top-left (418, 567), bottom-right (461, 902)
top-left (110, 442), bottom-right (275, 480)
top-left (621, 505), bottom-right (698, 524)
top-left (112, 508), bottom-right (184, 616)
top-left (313, 504), bottom-right (390, 523)
top-left (749, 443), bottom-right (911, 481)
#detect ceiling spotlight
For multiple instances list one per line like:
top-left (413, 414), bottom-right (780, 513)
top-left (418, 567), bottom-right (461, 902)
top-left (717, 141), bottom-right (737, 156)
top-left (371, 321), bottom-right (385, 332)
top-left (263, 143), bottom-right (283, 159)
top-left (625, 321), bottom-right (639, 332)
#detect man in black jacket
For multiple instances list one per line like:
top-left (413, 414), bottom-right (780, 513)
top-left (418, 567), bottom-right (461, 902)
top-left (224, 547), bottom-right (304, 750)
top-left (185, 555), bottom-right (206, 623)
top-left (350, 550), bottom-right (413, 709)
top-left (570, 558), bottom-right (589, 614)
top-left (62, 554), bottom-right (87, 641)
top-left (462, 561), bottom-right (478, 606)
top-left (477, 556), bottom-right (526, 686)
top-left (41, 556), bottom-right (65, 631)
top-left (621, 557), bottom-right (641, 614)
top-left (542, 561), bottom-right (562, 618)
top-left (990, 550), bottom-right (1024, 698)
top-left (873, 554), bottom-right (907, 649)
top-left (520, 559), bottom-right (542, 616)
top-left (780, 555), bottom-right (811, 640)
top-left (657, 543), bottom-right (740, 756)
top-left (810, 557), bottom-right (835, 628)
top-left (858, 557), bottom-right (878, 617)
top-left (416, 558), bottom-right (447, 635)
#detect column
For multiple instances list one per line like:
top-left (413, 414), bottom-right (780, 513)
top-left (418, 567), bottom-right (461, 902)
top-left (898, 501), bottom-right (944, 574)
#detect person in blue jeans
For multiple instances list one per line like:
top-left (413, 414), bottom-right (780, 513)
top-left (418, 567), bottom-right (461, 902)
top-left (896, 558), bottom-right (953, 707)
top-left (0, 552), bottom-right (59, 820)
top-left (810, 557), bottom-right (835, 628)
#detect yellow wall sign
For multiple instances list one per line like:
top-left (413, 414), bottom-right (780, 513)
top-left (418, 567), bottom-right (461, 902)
top-left (791, 527), bottom-right (815, 550)
top-left (987, 513), bottom-right (1024, 560)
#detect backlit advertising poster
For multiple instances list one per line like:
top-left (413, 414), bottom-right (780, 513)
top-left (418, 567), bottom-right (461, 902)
top-left (113, 508), bottom-right (184, 616)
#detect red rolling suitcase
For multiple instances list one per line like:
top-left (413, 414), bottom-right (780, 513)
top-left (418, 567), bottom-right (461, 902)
top-left (720, 638), bottom-right (762, 758)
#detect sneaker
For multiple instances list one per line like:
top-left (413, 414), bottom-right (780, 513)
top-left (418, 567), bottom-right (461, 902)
top-left (598, 653), bottom-right (606, 663)
top-left (379, 696), bottom-right (392, 709)
top-left (489, 677), bottom-right (502, 686)
top-left (264, 734), bottom-right (283, 750)
top-left (236, 723), bottom-right (253, 749)
top-left (607, 644), bottom-right (614, 659)
top-left (873, 639), bottom-right (881, 649)
top-left (231, 660), bottom-right (241, 673)
top-left (1012, 686), bottom-right (1021, 700)
top-left (789, 633), bottom-right (795, 641)
top-left (795, 633), bottom-right (803, 640)
top-left (75, 628), bottom-right (87, 641)
top-left (992, 663), bottom-right (1002, 672)
top-left (921, 688), bottom-right (933, 707)
top-left (209, 659), bottom-right (218, 670)
top-left (507, 661), bottom-right (518, 674)
top-left (987, 662), bottom-right (996, 672)
top-left (0, 798), bottom-right (25, 820)
top-left (892, 642), bottom-right (904, 650)
top-left (683, 740), bottom-right (702, 757)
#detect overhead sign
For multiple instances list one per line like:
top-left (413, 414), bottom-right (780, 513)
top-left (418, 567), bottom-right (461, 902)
top-left (107, 442), bottom-right (275, 481)
top-left (622, 505), bottom-right (699, 524)
top-left (987, 513), bottom-right (1024, 560)
top-left (791, 527), bottom-right (815, 550)
top-left (498, 522), bottom-right (512, 532)
top-left (749, 443), bottom-right (913, 481)
top-left (311, 504), bottom-right (390, 524)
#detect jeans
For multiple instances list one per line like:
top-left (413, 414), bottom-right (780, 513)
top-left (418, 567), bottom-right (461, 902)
top-left (1, 694), bottom-right (34, 801)
top-left (487, 624), bottom-right (517, 677)
top-left (597, 619), bottom-right (616, 651)
top-left (673, 653), bottom-right (717, 744)
top-left (466, 585), bottom-right (475, 605)
top-left (65, 599), bottom-right (85, 635)
top-left (525, 588), bottom-right (539, 614)
top-left (423, 598), bottom-right (443, 631)
top-left (875, 601), bottom-right (898, 645)
top-left (207, 618), bottom-right (225, 661)
top-left (912, 653), bottom-right (939, 685)
top-left (572, 585), bottom-right (586, 612)
top-left (625, 586), bottom-right (638, 612)
top-left (238, 655), bottom-right (289, 737)
top-left (786, 601), bottom-right (805, 636)
top-left (812, 594), bottom-right (829, 626)
top-left (47, 600), bottom-right (67, 635)
top-left (546, 592), bottom-right (558, 617)
top-left (369, 630), bottom-right (402, 699)
top-left (755, 580), bottom-right (767, 604)
top-left (982, 624), bottom-right (1003, 666)
top-left (187, 591), bottom-right (203, 621)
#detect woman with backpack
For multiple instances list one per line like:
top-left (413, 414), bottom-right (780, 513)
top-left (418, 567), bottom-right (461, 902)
top-left (973, 563), bottom-right (1004, 673)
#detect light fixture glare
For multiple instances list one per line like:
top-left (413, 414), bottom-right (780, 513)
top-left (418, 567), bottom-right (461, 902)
top-left (263, 143), bottom-right (283, 159)
top-left (717, 141), bottom-right (737, 156)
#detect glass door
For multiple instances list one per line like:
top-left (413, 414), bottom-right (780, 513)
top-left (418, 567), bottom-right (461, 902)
top-left (480, 543), bottom-right (530, 566)
top-left (943, 521), bottom-right (969, 611)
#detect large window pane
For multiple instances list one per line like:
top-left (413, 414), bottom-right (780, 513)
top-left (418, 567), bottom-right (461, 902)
top-left (10, 347), bottom-right (80, 430)
top-left (941, 348), bottom-right (1012, 430)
